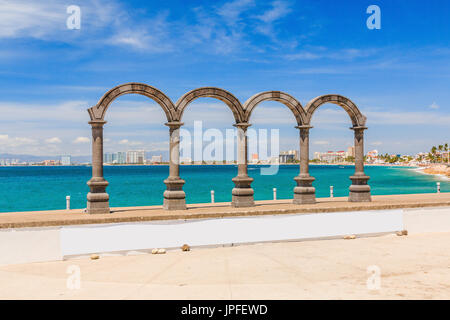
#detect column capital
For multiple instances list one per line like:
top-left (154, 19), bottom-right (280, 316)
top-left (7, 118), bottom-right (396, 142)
top-left (295, 125), bottom-right (313, 130)
top-left (165, 121), bottom-right (184, 128)
top-left (350, 126), bottom-right (368, 131)
top-left (233, 122), bottom-right (252, 130)
top-left (88, 120), bottom-right (107, 126)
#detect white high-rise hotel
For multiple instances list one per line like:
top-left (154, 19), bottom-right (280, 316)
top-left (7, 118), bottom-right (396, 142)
top-left (104, 151), bottom-right (145, 164)
top-left (126, 150), bottom-right (146, 164)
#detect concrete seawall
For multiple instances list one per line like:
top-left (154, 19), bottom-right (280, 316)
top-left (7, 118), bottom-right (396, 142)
top-left (0, 193), bottom-right (448, 266)
top-left (0, 193), bottom-right (449, 229)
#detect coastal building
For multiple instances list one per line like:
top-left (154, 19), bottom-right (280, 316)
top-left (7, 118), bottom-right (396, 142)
top-left (366, 150), bottom-right (379, 163)
top-left (61, 155), bottom-right (71, 166)
top-left (117, 152), bottom-right (126, 164)
top-left (366, 150), bottom-right (378, 158)
top-left (269, 156), bottom-right (279, 164)
top-left (279, 150), bottom-right (299, 163)
top-left (251, 153), bottom-right (259, 164)
top-left (42, 159), bottom-right (59, 166)
top-left (0, 159), bottom-right (13, 166)
top-left (127, 150), bottom-right (145, 164)
top-left (103, 152), bottom-right (119, 164)
top-left (151, 155), bottom-right (163, 163)
top-left (180, 157), bottom-right (192, 164)
top-left (314, 151), bottom-right (346, 163)
top-left (347, 146), bottom-right (355, 158)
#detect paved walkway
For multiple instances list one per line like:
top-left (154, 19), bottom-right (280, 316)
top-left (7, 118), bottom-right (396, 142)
top-left (1, 193), bottom-right (449, 229)
top-left (1, 206), bottom-right (450, 299)
top-left (1, 230), bottom-right (450, 299)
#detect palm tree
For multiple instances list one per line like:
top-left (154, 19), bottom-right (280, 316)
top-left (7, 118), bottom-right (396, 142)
top-left (438, 145), bottom-right (443, 163)
top-left (445, 143), bottom-right (449, 164)
top-left (431, 146), bottom-right (437, 163)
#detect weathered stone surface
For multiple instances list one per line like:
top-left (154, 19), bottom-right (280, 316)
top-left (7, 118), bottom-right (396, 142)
top-left (86, 84), bottom-right (372, 215)
top-left (175, 87), bottom-right (244, 123)
top-left (304, 94), bottom-right (366, 127)
top-left (242, 91), bottom-right (306, 125)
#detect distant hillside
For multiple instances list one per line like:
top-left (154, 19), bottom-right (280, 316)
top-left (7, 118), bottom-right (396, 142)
top-left (0, 153), bottom-right (91, 163)
top-left (0, 151), bottom-right (168, 163)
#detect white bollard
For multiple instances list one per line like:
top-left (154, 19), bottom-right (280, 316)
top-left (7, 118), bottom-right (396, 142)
top-left (330, 186), bottom-right (334, 198)
top-left (211, 190), bottom-right (215, 203)
top-left (437, 182), bottom-right (440, 193)
top-left (66, 195), bottom-right (71, 210)
top-left (273, 188), bottom-right (277, 200)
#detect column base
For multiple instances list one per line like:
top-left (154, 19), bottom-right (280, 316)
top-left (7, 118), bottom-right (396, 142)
top-left (86, 178), bottom-right (110, 214)
top-left (348, 175), bottom-right (371, 202)
top-left (163, 178), bottom-right (186, 210)
top-left (293, 175), bottom-right (316, 204)
top-left (231, 176), bottom-right (254, 207)
top-left (87, 193), bottom-right (110, 214)
top-left (163, 197), bottom-right (187, 210)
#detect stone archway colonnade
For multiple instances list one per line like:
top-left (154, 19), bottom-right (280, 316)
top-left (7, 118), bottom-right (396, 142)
top-left (86, 83), bottom-right (371, 214)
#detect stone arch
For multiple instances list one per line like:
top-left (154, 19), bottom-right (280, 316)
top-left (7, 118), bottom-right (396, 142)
top-left (304, 94), bottom-right (371, 203)
top-left (175, 87), bottom-right (244, 123)
top-left (304, 94), bottom-right (367, 127)
top-left (87, 82), bottom-right (176, 122)
top-left (243, 91), bottom-right (307, 125)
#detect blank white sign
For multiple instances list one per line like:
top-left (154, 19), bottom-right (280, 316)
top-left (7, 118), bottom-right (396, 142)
top-left (60, 209), bottom-right (403, 256)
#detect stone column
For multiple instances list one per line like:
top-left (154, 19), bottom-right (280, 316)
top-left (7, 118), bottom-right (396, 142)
top-left (231, 123), bottom-right (254, 207)
top-left (293, 125), bottom-right (316, 204)
top-left (163, 121), bottom-right (187, 210)
top-left (348, 126), bottom-right (371, 202)
top-left (86, 120), bottom-right (110, 214)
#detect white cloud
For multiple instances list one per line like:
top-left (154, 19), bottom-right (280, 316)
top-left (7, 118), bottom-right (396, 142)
top-left (365, 110), bottom-right (450, 126)
top-left (256, 0), bottom-right (291, 23)
top-left (73, 137), bottom-right (90, 144)
top-left (0, 0), bottom-right (125, 42)
top-left (0, 0), bottom-right (66, 39)
top-left (0, 134), bottom-right (38, 154)
top-left (313, 140), bottom-right (329, 145)
top-left (371, 141), bottom-right (383, 146)
top-left (117, 139), bottom-right (143, 146)
top-left (254, 0), bottom-right (292, 37)
top-left (0, 100), bottom-right (87, 123)
top-left (107, 11), bottom-right (174, 52)
top-left (284, 48), bottom-right (379, 61)
top-left (0, 0), bottom-right (301, 55)
top-left (217, 0), bottom-right (255, 25)
top-left (45, 137), bottom-right (62, 144)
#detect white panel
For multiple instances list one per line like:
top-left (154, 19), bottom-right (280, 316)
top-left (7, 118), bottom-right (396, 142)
top-left (403, 207), bottom-right (450, 234)
top-left (60, 210), bottom-right (404, 256)
top-left (0, 227), bottom-right (62, 266)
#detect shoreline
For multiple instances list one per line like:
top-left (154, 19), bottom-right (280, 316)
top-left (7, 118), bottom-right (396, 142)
top-left (413, 164), bottom-right (450, 181)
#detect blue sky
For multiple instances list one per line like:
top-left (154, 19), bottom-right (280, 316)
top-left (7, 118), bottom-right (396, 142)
top-left (0, 0), bottom-right (449, 158)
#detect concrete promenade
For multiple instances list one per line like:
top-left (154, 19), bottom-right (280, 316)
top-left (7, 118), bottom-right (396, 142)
top-left (1, 220), bottom-right (450, 299)
top-left (1, 193), bottom-right (449, 229)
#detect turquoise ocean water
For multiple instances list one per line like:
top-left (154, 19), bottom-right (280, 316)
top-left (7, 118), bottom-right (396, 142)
top-left (0, 165), bottom-right (448, 213)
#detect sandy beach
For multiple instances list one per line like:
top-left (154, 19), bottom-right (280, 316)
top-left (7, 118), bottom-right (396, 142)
top-left (421, 164), bottom-right (450, 178)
